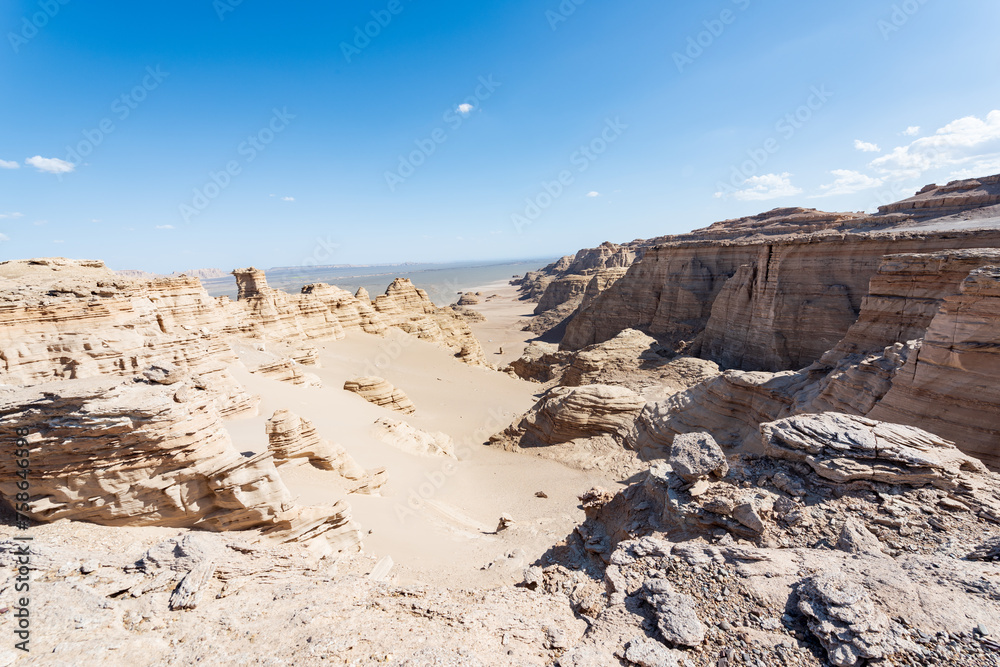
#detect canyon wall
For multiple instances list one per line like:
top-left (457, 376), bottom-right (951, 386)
top-left (564, 229), bottom-right (1000, 372)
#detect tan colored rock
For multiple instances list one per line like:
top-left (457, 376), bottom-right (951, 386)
top-left (343, 376), bottom-right (416, 414)
top-left (564, 228), bottom-right (1000, 372)
top-left (457, 292), bottom-right (480, 306)
top-left (491, 385), bottom-right (645, 476)
top-left (265, 409), bottom-right (387, 495)
top-left (759, 413), bottom-right (988, 489)
top-left (0, 377), bottom-right (360, 554)
top-left (372, 418), bottom-right (455, 457)
top-left (373, 278), bottom-right (487, 366)
top-left (868, 266), bottom-right (1000, 466)
top-left (251, 359), bottom-right (323, 387)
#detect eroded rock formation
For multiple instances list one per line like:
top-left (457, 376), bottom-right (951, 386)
top-left (343, 376), bottom-right (417, 414)
top-left (0, 376), bottom-right (360, 555)
top-left (266, 409), bottom-right (387, 494)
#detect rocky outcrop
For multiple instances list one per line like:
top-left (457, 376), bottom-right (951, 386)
top-left (684, 207), bottom-right (866, 240)
top-left (868, 265), bottom-right (1000, 466)
top-left (457, 292), bottom-right (480, 306)
top-left (250, 358), bottom-right (323, 387)
top-left (563, 229), bottom-right (1000, 372)
top-left (491, 385), bottom-right (645, 475)
top-left (635, 249), bottom-right (1000, 466)
top-left (507, 329), bottom-right (719, 400)
top-left (265, 409), bottom-right (387, 494)
top-left (372, 278), bottom-right (487, 366)
top-left (230, 268), bottom-right (386, 341)
top-left (343, 376), bottom-right (416, 414)
top-left (760, 413), bottom-right (990, 489)
top-left (0, 377), bottom-right (361, 555)
top-left (551, 407), bottom-right (1000, 664)
top-left (372, 418), bottom-right (455, 458)
top-left (878, 174), bottom-right (1000, 218)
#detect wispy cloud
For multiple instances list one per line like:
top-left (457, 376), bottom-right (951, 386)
top-left (902, 126), bottom-right (921, 136)
top-left (32, 220), bottom-right (47, 226)
top-left (155, 224), bottom-right (175, 230)
top-left (716, 173), bottom-right (802, 201)
top-left (0, 212), bottom-right (23, 219)
top-left (26, 156), bottom-right (75, 174)
top-left (813, 169), bottom-right (884, 197)
top-left (0, 233), bottom-right (9, 242)
top-left (871, 110), bottom-right (1000, 180)
top-left (586, 191), bottom-right (600, 197)
top-left (854, 140), bottom-right (881, 153)
top-left (53, 239), bottom-right (65, 244)
top-left (281, 196), bottom-right (295, 202)
top-left (0, 159), bottom-right (19, 169)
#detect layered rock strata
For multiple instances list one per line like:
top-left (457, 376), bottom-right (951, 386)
top-left (265, 409), bottom-right (387, 494)
top-left (372, 278), bottom-right (487, 366)
top-left (0, 377), bottom-right (360, 555)
top-left (563, 228), bottom-right (1000, 372)
top-left (343, 376), bottom-right (416, 414)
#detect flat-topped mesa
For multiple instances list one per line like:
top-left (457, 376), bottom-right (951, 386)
top-left (878, 174), bottom-right (1000, 217)
top-left (685, 207), bottom-right (866, 240)
top-left (233, 267), bottom-right (269, 300)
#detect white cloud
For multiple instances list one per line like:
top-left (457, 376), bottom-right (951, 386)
top-left (0, 159), bottom-right (19, 169)
top-left (0, 233), bottom-right (8, 242)
top-left (854, 140), bottom-right (881, 153)
top-left (0, 212), bottom-right (23, 219)
top-left (32, 220), bottom-right (47, 226)
top-left (586, 191), bottom-right (600, 197)
top-left (716, 173), bottom-right (802, 201)
top-left (457, 103), bottom-right (474, 115)
top-left (155, 224), bottom-right (175, 230)
top-left (53, 239), bottom-right (65, 244)
top-left (813, 169), bottom-right (884, 197)
top-left (281, 196), bottom-right (295, 202)
top-left (26, 156), bottom-right (75, 174)
top-left (902, 126), bottom-right (921, 136)
top-left (871, 110), bottom-right (1000, 180)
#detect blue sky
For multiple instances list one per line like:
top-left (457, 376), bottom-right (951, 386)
top-left (2, 0), bottom-right (999, 273)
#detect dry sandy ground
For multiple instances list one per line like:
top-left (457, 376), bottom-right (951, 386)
top-left (461, 281), bottom-right (539, 367)
top-left (224, 291), bottom-right (610, 590)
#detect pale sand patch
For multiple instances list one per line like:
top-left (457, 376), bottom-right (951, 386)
top-left (223, 327), bottom-right (615, 589)
top-left (457, 281), bottom-right (540, 366)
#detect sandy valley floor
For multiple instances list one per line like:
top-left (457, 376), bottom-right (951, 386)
top-left (223, 286), bottom-right (613, 589)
